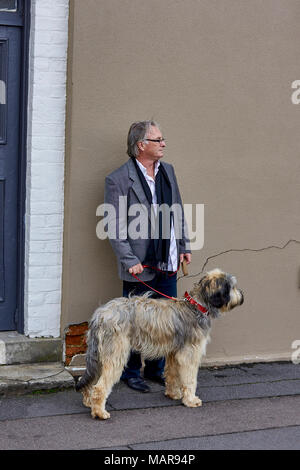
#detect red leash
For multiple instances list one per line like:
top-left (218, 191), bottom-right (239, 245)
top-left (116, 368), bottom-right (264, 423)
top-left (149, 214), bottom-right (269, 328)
top-left (130, 264), bottom-right (209, 315)
top-left (142, 264), bottom-right (179, 277)
top-left (130, 264), bottom-right (178, 300)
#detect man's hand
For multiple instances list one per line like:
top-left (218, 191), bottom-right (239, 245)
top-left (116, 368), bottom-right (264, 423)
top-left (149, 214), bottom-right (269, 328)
top-left (180, 253), bottom-right (192, 264)
top-left (128, 263), bottom-right (144, 275)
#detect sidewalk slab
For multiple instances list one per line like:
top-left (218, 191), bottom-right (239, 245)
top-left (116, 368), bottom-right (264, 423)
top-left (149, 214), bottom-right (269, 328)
top-left (197, 361), bottom-right (300, 385)
top-left (0, 389), bottom-right (112, 421)
top-left (238, 362), bottom-right (300, 381)
top-left (0, 363), bottom-right (74, 397)
top-left (130, 425), bottom-right (300, 450)
top-left (0, 395), bottom-right (299, 450)
top-left (107, 378), bottom-right (300, 411)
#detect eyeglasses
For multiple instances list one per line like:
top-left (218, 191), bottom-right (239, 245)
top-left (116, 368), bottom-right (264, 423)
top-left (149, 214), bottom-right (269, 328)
top-left (144, 138), bottom-right (166, 143)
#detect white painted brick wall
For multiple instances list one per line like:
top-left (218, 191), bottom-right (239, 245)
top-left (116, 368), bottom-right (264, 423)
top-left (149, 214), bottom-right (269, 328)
top-left (24, 0), bottom-right (69, 337)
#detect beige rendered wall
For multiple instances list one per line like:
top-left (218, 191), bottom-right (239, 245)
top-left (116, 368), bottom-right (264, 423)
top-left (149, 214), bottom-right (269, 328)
top-left (62, 0), bottom-right (300, 365)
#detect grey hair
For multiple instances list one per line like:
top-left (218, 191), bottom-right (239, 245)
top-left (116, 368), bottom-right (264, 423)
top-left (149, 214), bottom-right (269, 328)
top-left (127, 120), bottom-right (160, 158)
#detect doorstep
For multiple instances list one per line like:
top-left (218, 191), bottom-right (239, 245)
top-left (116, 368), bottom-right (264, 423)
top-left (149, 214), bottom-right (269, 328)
top-left (0, 331), bottom-right (62, 365)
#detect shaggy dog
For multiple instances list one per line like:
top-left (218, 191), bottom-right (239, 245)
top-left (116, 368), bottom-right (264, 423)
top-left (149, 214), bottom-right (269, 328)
top-left (76, 268), bottom-right (244, 419)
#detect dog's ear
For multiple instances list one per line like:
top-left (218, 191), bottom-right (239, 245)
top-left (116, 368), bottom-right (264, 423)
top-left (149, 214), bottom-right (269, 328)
top-left (199, 275), bottom-right (231, 309)
top-left (208, 281), bottom-right (231, 308)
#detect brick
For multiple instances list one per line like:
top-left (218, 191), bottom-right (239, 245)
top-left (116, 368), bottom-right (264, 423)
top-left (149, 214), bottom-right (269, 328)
top-left (28, 278), bottom-right (62, 293)
top-left (35, 4), bottom-right (69, 20)
top-left (46, 214), bottom-right (64, 228)
top-left (65, 345), bottom-right (87, 357)
top-left (28, 252), bottom-right (62, 267)
top-left (51, 59), bottom-right (68, 72)
top-left (30, 241), bottom-right (62, 254)
top-left (31, 201), bottom-right (63, 215)
top-left (31, 135), bottom-right (66, 151)
top-left (67, 323), bottom-right (88, 336)
top-left (65, 335), bottom-right (85, 346)
top-left (34, 57), bottom-right (50, 72)
top-left (31, 121), bottom-right (66, 137)
top-left (65, 356), bottom-right (72, 366)
top-left (29, 149), bottom-right (65, 164)
top-left (29, 188), bottom-right (64, 202)
top-left (28, 266), bottom-right (46, 279)
top-left (26, 317), bottom-right (47, 336)
top-left (33, 43), bottom-right (68, 59)
top-left (29, 215), bottom-right (47, 228)
top-left (28, 293), bottom-right (45, 307)
top-left (28, 304), bottom-right (61, 319)
top-left (34, 30), bottom-right (69, 46)
top-left (30, 228), bottom-right (63, 242)
top-left (34, 17), bottom-right (69, 33)
top-left (44, 290), bottom-right (61, 304)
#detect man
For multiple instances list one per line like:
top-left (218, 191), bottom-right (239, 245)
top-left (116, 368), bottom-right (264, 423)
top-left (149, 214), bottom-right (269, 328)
top-left (104, 120), bottom-right (191, 392)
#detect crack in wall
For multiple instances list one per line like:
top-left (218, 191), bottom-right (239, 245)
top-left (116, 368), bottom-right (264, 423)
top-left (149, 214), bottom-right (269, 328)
top-left (178, 239), bottom-right (300, 281)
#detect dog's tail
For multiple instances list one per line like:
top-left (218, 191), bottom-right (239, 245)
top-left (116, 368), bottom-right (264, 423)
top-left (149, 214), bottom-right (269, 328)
top-left (75, 319), bottom-right (99, 392)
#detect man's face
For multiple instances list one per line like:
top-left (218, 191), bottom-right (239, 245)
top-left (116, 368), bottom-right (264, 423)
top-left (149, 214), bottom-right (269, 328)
top-left (142, 126), bottom-right (166, 161)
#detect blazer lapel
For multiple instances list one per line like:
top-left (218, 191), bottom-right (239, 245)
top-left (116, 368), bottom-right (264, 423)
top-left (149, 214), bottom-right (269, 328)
top-left (127, 159), bottom-right (152, 225)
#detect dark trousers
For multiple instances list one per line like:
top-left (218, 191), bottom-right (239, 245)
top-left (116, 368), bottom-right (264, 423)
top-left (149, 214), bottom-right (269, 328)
top-left (121, 271), bottom-right (177, 380)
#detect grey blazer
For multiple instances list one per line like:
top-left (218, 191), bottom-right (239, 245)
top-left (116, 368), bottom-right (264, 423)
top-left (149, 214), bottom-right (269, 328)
top-left (104, 158), bottom-right (190, 281)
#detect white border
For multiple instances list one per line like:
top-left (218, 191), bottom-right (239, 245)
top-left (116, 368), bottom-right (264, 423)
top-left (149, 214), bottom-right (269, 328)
top-left (24, 0), bottom-right (69, 337)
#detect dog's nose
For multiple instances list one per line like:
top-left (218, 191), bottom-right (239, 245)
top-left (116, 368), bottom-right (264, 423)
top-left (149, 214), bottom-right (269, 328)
top-left (239, 289), bottom-right (244, 305)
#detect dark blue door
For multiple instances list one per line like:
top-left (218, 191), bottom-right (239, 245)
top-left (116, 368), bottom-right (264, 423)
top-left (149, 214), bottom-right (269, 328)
top-left (0, 25), bottom-right (21, 330)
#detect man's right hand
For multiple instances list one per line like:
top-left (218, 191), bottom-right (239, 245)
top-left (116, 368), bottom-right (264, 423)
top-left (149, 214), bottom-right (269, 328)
top-left (128, 263), bottom-right (144, 275)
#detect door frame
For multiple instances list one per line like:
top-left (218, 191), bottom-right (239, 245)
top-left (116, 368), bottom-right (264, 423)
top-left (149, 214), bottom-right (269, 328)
top-left (0, 0), bottom-right (31, 332)
top-left (17, 0), bottom-right (31, 333)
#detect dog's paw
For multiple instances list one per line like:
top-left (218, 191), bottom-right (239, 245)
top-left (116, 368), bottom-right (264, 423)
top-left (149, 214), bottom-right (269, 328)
top-left (91, 408), bottom-right (111, 420)
top-left (182, 397), bottom-right (202, 408)
top-left (165, 390), bottom-right (182, 400)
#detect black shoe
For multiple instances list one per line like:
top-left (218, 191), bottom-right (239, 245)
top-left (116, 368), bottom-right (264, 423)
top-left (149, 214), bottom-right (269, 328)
top-left (122, 377), bottom-right (150, 393)
top-left (144, 374), bottom-right (165, 386)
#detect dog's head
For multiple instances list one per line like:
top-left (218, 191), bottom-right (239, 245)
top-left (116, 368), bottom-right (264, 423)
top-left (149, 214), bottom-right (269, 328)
top-left (191, 268), bottom-right (244, 317)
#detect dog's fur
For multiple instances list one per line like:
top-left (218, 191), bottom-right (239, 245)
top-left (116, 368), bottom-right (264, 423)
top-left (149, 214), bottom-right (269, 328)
top-left (76, 268), bottom-right (244, 419)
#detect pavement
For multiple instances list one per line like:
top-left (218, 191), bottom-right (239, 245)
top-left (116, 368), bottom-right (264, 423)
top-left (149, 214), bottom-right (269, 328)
top-left (0, 362), bottom-right (73, 396)
top-left (0, 361), bottom-right (299, 450)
